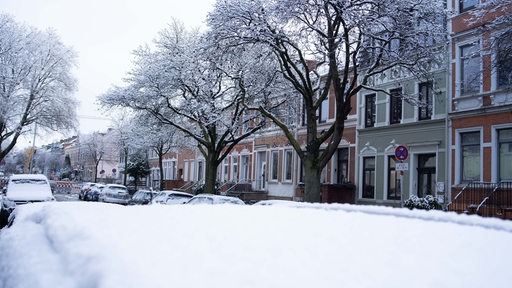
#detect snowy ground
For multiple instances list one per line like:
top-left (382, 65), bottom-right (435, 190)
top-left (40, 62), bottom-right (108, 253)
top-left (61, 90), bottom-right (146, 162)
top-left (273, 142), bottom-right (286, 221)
top-left (1, 201), bottom-right (511, 288)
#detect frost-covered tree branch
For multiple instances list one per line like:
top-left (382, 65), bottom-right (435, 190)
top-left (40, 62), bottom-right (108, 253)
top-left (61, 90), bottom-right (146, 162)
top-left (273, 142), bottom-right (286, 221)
top-left (0, 14), bottom-right (78, 162)
top-left (208, 0), bottom-right (447, 202)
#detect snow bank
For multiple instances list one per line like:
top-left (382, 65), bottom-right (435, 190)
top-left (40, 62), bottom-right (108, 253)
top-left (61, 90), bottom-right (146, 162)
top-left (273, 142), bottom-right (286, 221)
top-left (1, 202), bottom-right (511, 288)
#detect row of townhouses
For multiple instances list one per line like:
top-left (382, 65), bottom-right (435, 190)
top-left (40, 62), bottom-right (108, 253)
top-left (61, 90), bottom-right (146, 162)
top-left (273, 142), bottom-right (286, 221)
top-left (47, 1), bottom-right (509, 211)
top-left (139, 0), bottom-right (511, 208)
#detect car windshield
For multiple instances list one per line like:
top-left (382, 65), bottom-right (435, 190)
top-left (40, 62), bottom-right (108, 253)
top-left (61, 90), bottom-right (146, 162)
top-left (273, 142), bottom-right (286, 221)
top-left (187, 197), bottom-right (213, 205)
top-left (110, 187), bottom-right (127, 193)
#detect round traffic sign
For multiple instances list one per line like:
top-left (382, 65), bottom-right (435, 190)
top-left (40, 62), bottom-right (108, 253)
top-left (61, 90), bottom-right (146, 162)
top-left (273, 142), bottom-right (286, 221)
top-left (394, 145), bottom-right (408, 161)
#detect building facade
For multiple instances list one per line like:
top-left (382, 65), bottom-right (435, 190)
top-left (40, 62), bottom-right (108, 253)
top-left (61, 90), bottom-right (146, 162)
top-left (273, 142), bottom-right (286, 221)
top-left (448, 0), bottom-right (512, 196)
top-left (357, 66), bottom-right (449, 206)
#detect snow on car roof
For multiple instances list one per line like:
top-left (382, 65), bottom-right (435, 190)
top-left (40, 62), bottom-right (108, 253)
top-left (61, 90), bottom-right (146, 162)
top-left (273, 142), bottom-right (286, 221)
top-left (159, 190), bottom-right (194, 197)
top-left (9, 174), bottom-right (48, 180)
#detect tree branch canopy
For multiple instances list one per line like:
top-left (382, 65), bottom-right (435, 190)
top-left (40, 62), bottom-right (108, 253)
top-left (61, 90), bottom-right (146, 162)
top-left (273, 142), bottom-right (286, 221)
top-left (0, 14), bottom-right (78, 162)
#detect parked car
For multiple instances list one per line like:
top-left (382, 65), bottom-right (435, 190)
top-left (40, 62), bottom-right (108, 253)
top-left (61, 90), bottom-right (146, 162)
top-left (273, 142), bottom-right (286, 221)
top-left (0, 194), bottom-right (16, 229)
top-left (87, 184), bottom-right (105, 202)
top-left (79, 182), bottom-right (97, 200)
top-left (4, 174), bottom-right (56, 204)
top-left (101, 184), bottom-right (130, 205)
top-left (128, 190), bottom-right (157, 205)
top-left (150, 190), bottom-right (193, 205)
top-left (185, 194), bottom-right (245, 205)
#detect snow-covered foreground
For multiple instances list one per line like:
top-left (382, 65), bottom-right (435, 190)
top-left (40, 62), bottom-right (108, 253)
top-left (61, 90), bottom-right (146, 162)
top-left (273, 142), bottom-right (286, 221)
top-left (1, 202), bottom-right (512, 288)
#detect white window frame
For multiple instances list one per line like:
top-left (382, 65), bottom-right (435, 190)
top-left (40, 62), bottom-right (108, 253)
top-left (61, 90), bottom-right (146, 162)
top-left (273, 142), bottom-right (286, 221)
top-left (455, 128), bottom-right (483, 184)
top-left (456, 39), bottom-right (481, 97)
top-left (388, 87), bottom-right (403, 125)
top-left (283, 149), bottom-right (294, 182)
top-left (241, 155), bottom-right (250, 182)
top-left (492, 124), bottom-right (512, 182)
top-left (417, 81), bottom-right (434, 121)
top-left (231, 155), bottom-right (239, 182)
top-left (222, 158), bottom-right (229, 182)
top-left (270, 150), bottom-right (279, 181)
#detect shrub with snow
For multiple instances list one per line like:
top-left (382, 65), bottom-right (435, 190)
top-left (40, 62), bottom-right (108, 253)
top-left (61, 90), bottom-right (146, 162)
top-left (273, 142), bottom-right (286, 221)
top-left (404, 195), bottom-right (443, 210)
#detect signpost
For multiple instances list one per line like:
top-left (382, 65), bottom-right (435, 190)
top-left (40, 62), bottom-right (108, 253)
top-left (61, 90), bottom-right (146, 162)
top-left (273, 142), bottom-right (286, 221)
top-left (394, 145), bottom-right (409, 208)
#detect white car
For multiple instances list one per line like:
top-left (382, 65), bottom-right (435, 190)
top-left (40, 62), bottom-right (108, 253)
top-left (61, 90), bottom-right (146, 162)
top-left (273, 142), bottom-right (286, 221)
top-left (5, 174), bottom-right (56, 204)
top-left (101, 184), bottom-right (130, 205)
top-left (150, 190), bottom-right (194, 205)
top-left (185, 194), bottom-right (245, 205)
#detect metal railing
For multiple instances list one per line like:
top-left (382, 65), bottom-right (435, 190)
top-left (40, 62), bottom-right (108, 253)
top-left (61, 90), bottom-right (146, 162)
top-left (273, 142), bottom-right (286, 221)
top-left (224, 180), bottom-right (253, 195)
top-left (477, 181), bottom-right (512, 218)
top-left (176, 180), bottom-right (204, 194)
top-left (446, 182), bottom-right (495, 215)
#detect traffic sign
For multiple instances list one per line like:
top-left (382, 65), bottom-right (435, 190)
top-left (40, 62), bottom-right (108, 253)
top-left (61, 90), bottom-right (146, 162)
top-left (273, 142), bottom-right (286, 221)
top-left (395, 163), bottom-right (409, 171)
top-left (394, 145), bottom-right (409, 161)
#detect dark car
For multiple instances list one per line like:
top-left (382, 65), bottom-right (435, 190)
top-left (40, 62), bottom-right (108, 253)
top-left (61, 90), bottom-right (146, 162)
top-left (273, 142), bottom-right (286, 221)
top-left (86, 184), bottom-right (105, 201)
top-left (1, 194), bottom-right (16, 229)
top-left (79, 182), bottom-right (97, 200)
top-left (128, 190), bottom-right (157, 205)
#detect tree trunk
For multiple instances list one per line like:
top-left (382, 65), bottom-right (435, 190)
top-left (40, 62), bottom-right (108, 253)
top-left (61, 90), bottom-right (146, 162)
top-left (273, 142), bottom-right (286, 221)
top-left (203, 153), bottom-right (218, 194)
top-left (123, 150), bottom-right (128, 186)
top-left (303, 156), bottom-right (322, 203)
top-left (158, 154), bottom-right (164, 190)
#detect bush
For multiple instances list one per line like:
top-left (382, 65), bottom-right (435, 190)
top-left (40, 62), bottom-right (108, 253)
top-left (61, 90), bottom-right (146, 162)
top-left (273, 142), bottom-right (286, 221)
top-left (404, 195), bottom-right (442, 210)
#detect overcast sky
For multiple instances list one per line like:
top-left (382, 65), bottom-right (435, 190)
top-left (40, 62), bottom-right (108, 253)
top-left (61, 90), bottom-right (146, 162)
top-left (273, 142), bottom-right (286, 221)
top-left (1, 0), bottom-right (216, 147)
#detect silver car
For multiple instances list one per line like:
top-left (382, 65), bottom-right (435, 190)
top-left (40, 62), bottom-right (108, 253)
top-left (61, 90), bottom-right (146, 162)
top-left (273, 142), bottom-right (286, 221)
top-left (150, 190), bottom-right (193, 205)
top-left (185, 194), bottom-right (245, 205)
top-left (101, 184), bottom-right (130, 205)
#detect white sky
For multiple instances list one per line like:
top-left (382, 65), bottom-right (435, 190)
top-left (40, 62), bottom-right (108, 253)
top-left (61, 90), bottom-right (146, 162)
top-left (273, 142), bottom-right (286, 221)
top-left (1, 0), bottom-right (216, 146)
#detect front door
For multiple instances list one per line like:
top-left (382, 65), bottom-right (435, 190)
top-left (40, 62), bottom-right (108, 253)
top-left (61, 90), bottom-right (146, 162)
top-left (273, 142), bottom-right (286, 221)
top-left (417, 154), bottom-right (436, 198)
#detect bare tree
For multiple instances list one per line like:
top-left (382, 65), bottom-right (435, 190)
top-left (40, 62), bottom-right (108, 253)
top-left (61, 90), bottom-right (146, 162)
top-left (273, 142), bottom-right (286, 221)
top-left (100, 20), bottom-right (275, 194)
top-left (208, 0), bottom-right (447, 202)
top-left (0, 14), bottom-right (78, 162)
top-left (80, 132), bottom-right (105, 183)
top-left (131, 113), bottom-right (189, 190)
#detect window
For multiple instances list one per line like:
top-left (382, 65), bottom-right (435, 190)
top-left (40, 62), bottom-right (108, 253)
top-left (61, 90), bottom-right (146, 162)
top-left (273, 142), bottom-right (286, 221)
top-left (387, 156), bottom-right (401, 200)
top-left (461, 132), bottom-right (480, 182)
top-left (283, 150), bottom-right (293, 181)
top-left (496, 32), bottom-right (512, 89)
top-left (301, 99), bottom-right (307, 127)
top-left (459, 0), bottom-right (478, 13)
top-left (418, 82), bottom-right (433, 120)
top-left (362, 157), bottom-right (375, 199)
top-left (498, 128), bottom-right (512, 181)
top-left (222, 159), bottom-right (229, 182)
top-left (163, 160), bottom-right (174, 180)
top-left (389, 88), bottom-right (402, 124)
top-left (365, 93), bottom-right (376, 127)
top-left (231, 156), bottom-right (238, 181)
top-left (460, 43), bottom-right (480, 95)
top-left (319, 92), bottom-right (329, 123)
top-left (241, 155), bottom-right (249, 182)
top-left (184, 161), bottom-right (189, 182)
top-left (337, 148), bottom-right (349, 184)
top-left (197, 160), bottom-right (203, 182)
top-left (270, 151), bottom-right (279, 181)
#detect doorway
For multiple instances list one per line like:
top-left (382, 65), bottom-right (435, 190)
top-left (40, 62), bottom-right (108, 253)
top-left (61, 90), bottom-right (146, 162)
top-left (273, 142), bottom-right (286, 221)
top-left (417, 154), bottom-right (436, 198)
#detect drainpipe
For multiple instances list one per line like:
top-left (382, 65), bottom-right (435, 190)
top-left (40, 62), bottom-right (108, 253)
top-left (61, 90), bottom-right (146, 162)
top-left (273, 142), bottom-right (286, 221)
top-left (445, 8), bottom-right (453, 209)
